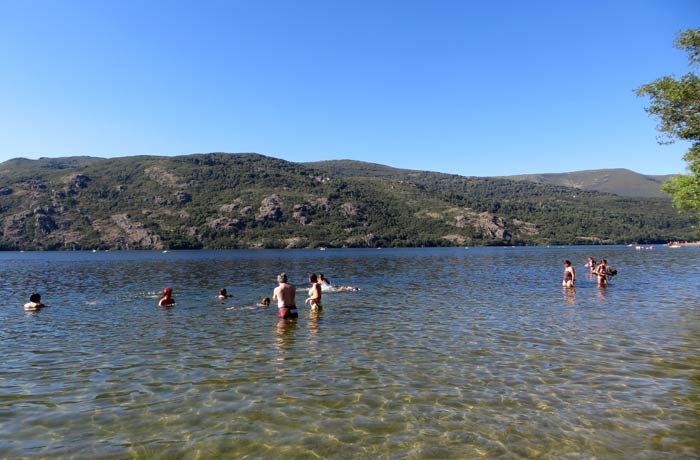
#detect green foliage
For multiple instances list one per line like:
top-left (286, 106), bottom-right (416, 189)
top-left (637, 29), bottom-right (700, 223)
top-left (661, 145), bottom-right (700, 227)
top-left (675, 28), bottom-right (700, 69)
top-left (637, 73), bottom-right (700, 145)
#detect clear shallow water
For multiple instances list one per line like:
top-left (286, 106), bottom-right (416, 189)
top-left (1, 246), bottom-right (699, 459)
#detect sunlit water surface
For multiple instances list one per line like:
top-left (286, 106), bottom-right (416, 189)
top-left (1, 246), bottom-right (699, 459)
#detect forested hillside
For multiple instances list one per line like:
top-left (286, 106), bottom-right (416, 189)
top-left (0, 154), bottom-right (693, 250)
top-left (308, 160), bottom-right (694, 245)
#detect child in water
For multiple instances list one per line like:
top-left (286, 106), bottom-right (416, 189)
top-left (24, 293), bottom-right (45, 311)
top-left (257, 297), bottom-right (271, 307)
top-left (159, 287), bottom-right (176, 306)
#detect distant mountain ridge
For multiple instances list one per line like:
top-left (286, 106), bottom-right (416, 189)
top-left (0, 154), bottom-right (692, 250)
top-left (305, 161), bottom-right (674, 198)
top-left (503, 168), bottom-right (673, 198)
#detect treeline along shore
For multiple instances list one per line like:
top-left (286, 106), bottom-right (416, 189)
top-left (0, 153), bottom-right (694, 250)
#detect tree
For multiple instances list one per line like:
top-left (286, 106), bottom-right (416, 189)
top-left (637, 29), bottom-right (700, 228)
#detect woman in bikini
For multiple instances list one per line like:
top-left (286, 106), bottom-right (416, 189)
top-left (594, 259), bottom-right (608, 286)
top-left (305, 273), bottom-right (323, 311)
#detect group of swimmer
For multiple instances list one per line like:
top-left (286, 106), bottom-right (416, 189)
top-left (156, 272), bottom-right (359, 319)
top-left (23, 272), bottom-right (358, 313)
top-left (25, 260), bottom-right (616, 312)
top-left (562, 256), bottom-right (616, 288)
top-left (26, 260), bottom-right (613, 312)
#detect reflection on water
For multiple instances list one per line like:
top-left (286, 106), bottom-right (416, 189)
top-left (562, 287), bottom-right (576, 305)
top-left (1, 246), bottom-right (700, 459)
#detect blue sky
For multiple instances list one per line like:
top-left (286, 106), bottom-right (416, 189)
top-left (0, 0), bottom-right (697, 176)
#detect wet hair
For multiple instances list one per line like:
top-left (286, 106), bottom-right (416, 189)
top-left (309, 273), bottom-right (318, 283)
top-left (563, 260), bottom-right (571, 266)
top-left (163, 287), bottom-right (173, 296)
top-left (219, 288), bottom-right (228, 296)
top-left (261, 297), bottom-right (270, 305)
top-left (277, 273), bottom-right (288, 283)
top-left (29, 293), bottom-right (41, 303)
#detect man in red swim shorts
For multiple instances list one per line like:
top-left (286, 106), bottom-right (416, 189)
top-left (273, 273), bottom-right (298, 319)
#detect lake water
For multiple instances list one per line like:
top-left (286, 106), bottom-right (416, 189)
top-left (1, 246), bottom-right (699, 459)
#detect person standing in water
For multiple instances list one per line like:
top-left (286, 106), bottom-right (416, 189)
top-left (305, 273), bottom-right (323, 311)
top-left (273, 273), bottom-right (298, 319)
top-left (562, 260), bottom-right (575, 288)
top-left (595, 259), bottom-right (609, 286)
top-left (159, 287), bottom-right (176, 306)
top-left (585, 256), bottom-right (596, 273)
top-left (24, 293), bottom-right (45, 311)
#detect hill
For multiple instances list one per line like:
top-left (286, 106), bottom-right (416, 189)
top-left (0, 154), bottom-right (694, 250)
top-left (503, 168), bottom-right (674, 198)
top-left (307, 160), bottom-right (694, 244)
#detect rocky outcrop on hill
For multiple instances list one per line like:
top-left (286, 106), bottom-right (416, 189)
top-left (207, 216), bottom-right (243, 230)
top-left (66, 174), bottom-right (91, 190)
top-left (292, 204), bottom-right (313, 225)
top-left (341, 202), bottom-right (361, 217)
top-left (33, 208), bottom-right (58, 235)
top-left (1, 211), bottom-right (33, 242)
top-left (174, 191), bottom-right (192, 204)
top-left (476, 213), bottom-right (511, 241)
top-left (256, 194), bottom-right (283, 222)
top-left (92, 214), bottom-right (163, 250)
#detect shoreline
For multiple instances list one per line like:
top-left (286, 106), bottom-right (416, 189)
top-left (3, 242), bottom-right (700, 254)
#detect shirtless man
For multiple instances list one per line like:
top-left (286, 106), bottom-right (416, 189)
top-left (273, 273), bottom-right (298, 319)
top-left (24, 293), bottom-right (45, 311)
